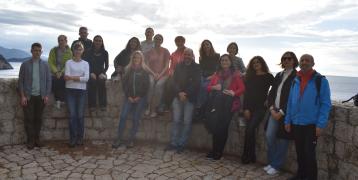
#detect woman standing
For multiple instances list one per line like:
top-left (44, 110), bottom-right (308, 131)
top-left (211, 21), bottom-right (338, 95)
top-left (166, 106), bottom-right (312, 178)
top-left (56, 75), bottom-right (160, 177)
top-left (144, 34), bottom-right (170, 118)
top-left (241, 56), bottom-right (274, 164)
top-left (64, 42), bottom-right (89, 147)
top-left (48, 35), bottom-right (72, 109)
top-left (227, 42), bottom-right (246, 74)
top-left (112, 51), bottom-right (149, 148)
top-left (264, 52), bottom-right (298, 175)
top-left (84, 35), bottom-right (109, 111)
top-left (206, 54), bottom-right (245, 160)
top-left (111, 37), bottom-right (141, 79)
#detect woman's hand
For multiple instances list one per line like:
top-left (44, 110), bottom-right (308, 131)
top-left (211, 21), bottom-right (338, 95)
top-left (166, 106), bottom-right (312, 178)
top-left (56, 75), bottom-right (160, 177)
top-left (211, 84), bottom-right (222, 91)
top-left (223, 89), bottom-right (235, 96)
top-left (271, 110), bottom-right (282, 121)
top-left (244, 110), bottom-right (251, 120)
top-left (90, 73), bottom-right (97, 80)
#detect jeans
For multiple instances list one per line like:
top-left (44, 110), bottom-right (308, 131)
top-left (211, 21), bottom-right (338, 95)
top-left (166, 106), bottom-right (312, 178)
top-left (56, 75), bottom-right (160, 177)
top-left (23, 95), bottom-right (45, 144)
top-left (242, 109), bottom-right (265, 161)
top-left (265, 116), bottom-right (289, 169)
top-left (88, 78), bottom-right (107, 108)
top-left (116, 97), bottom-right (147, 142)
top-left (52, 75), bottom-right (65, 101)
top-left (147, 75), bottom-right (168, 112)
top-left (66, 88), bottom-right (87, 144)
top-left (292, 124), bottom-right (318, 180)
top-left (170, 98), bottom-right (194, 148)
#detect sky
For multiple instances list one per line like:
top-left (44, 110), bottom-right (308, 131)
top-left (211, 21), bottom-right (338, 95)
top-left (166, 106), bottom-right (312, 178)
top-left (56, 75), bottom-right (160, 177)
top-left (0, 0), bottom-right (358, 77)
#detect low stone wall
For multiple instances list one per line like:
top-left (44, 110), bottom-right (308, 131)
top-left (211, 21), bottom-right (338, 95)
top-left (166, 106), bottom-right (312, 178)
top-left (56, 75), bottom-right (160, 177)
top-left (0, 78), bottom-right (357, 179)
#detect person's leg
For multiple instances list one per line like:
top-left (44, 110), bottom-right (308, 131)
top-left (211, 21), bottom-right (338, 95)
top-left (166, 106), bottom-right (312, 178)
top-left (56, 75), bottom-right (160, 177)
top-left (98, 78), bottom-right (107, 108)
top-left (270, 138), bottom-right (289, 170)
top-left (292, 125), bottom-right (306, 179)
top-left (152, 76), bottom-right (168, 116)
top-left (23, 96), bottom-right (36, 148)
top-left (113, 98), bottom-right (133, 147)
top-left (146, 75), bottom-right (155, 114)
top-left (87, 78), bottom-right (96, 108)
top-left (128, 97), bottom-right (146, 143)
top-left (169, 98), bottom-right (182, 147)
top-left (177, 100), bottom-right (194, 151)
top-left (52, 76), bottom-right (60, 101)
top-left (76, 90), bottom-right (87, 145)
top-left (304, 125), bottom-right (318, 180)
top-left (33, 96), bottom-right (45, 146)
top-left (265, 116), bottom-right (279, 165)
top-left (58, 75), bottom-right (66, 102)
top-left (66, 89), bottom-right (77, 146)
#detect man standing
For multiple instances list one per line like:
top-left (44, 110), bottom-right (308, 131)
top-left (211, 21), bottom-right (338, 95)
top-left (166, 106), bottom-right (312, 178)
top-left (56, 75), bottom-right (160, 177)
top-left (140, 27), bottom-right (154, 54)
top-left (71, 26), bottom-right (92, 53)
top-left (165, 48), bottom-right (201, 153)
top-left (285, 54), bottom-right (331, 180)
top-left (18, 43), bottom-right (51, 149)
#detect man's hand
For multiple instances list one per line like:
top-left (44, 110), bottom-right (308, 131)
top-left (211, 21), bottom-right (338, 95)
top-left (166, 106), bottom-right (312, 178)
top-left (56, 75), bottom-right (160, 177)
top-left (21, 96), bottom-right (28, 106)
top-left (316, 127), bottom-right (323, 137)
top-left (271, 110), bottom-right (282, 121)
top-left (243, 110), bottom-right (251, 120)
top-left (43, 96), bottom-right (49, 105)
top-left (178, 92), bottom-right (187, 101)
top-left (285, 124), bottom-right (291, 133)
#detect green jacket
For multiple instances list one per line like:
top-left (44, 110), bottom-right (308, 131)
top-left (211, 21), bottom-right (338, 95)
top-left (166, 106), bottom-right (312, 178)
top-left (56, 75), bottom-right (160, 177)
top-left (48, 46), bottom-right (72, 74)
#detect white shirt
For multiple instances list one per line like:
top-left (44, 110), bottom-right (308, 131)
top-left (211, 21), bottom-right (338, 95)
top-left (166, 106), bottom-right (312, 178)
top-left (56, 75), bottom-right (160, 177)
top-left (65, 59), bottom-right (89, 90)
top-left (275, 69), bottom-right (293, 108)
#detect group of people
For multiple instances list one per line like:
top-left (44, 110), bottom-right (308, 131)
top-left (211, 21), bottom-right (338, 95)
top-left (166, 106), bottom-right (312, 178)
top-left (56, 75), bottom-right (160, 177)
top-left (17, 26), bottom-right (331, 180)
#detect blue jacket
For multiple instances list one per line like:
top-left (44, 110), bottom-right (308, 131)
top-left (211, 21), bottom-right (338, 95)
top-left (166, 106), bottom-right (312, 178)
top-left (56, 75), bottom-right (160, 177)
top-left (284, 71), bottom-right (331, 128)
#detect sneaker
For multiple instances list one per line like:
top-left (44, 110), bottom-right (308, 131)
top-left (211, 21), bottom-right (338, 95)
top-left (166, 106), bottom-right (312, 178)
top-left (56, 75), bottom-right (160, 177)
top-left (150, 112), bottom-right (157, 118)
top-left (263, 165), bottom-right (272, 171)
top-left (267, 167), bottom-right (279, 175)
top-left (206, 152), bottom-right (214, 159)
top-left (26, 142), bottom-right (35, 150)
top-left (55, 101), bottom-right (61, 109)
top-left (112, 139), bottom-right (122, 149)
top-left (212, 153), bottom-right (222, 161)
top-left (144, 109), bottom-right (150, 116)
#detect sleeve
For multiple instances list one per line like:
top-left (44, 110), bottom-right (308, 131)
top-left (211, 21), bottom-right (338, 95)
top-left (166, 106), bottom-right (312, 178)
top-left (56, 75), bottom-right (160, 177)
top-left (243, 80), bottom-right (250, 110)
top-left (233, 74), bottom-right (245, 97)
top-left (65, 61), bottom-right (70, 76)
top-left (48, 48), bottom-right (57, 74)
top-left (142, 72), bottom-right (150, 97)
top-left (79, 62), bottom-right (90, 82)
top-left (316, 77), bottom-right (332, 128)
top-left (238, 57), bottom-right (246, 73)
top-left (267, 73), bottom-right (280, 108)
top-left (207, 73), bottom-right (218, 92)
top-left (45, 62), bottom-right (52, 96)
top-left (121, 72), bottom-right (130, 97)
top-left (103, 51), bottom-right (109, 73)
top-left (18, 63), bottom-right (25, 95)
top-left (284, 85), bottom-right (294, 125)
top-left (172, 65), bottom-right (181, 95)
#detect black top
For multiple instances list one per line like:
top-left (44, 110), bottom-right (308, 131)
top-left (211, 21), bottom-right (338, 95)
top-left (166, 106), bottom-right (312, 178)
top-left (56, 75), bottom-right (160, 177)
top-left (84, 49), bottom-right (109, 75)
top-left (122, 68), bottom-right (150, 98)
top-left (114, 49), bottom-right (131, 68)
top-left (199, 53), bottom-right (220, 78)
top-left (243, 73), bottom-right (274, 111)
top-left (173, 61), bottom-right (201, 103)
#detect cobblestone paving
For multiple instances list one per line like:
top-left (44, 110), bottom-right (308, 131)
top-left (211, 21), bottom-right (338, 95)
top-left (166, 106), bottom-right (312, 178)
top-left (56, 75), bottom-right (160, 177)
top-left (0, 141), bottom-right (292, 180)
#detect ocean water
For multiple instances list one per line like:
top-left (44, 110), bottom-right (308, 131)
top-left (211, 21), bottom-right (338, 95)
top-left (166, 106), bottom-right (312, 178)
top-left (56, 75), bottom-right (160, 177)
top-left (1, 62), bottom-right (357, 101)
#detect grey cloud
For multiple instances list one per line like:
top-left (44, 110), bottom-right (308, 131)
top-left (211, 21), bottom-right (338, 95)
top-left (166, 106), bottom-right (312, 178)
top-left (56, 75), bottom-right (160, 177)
top-left (0, 9), bottom-right (80, 31)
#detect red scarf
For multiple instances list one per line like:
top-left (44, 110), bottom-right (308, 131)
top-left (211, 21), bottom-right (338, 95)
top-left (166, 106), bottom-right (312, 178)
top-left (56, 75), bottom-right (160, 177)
top-left (297, 69), bottom-right (314, 96)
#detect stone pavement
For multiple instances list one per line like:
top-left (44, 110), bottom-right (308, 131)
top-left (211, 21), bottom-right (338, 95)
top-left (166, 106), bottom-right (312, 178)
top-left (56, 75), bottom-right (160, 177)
top-left (0, 141), bottom-right (292, 180)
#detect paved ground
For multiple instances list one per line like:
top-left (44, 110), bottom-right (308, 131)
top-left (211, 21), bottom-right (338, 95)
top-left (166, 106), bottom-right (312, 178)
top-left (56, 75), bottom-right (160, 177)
top-left (0, 141), bottom-right (292, 180)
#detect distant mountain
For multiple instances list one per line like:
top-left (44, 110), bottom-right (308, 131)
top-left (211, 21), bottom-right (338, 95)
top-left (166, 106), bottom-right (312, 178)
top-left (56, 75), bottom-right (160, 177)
top-left (0, 46), bottom-right (30, 59)
top-left (0, 54), bottom-right (14, 70)
top-left (7, 57), bottom-right (31, 62)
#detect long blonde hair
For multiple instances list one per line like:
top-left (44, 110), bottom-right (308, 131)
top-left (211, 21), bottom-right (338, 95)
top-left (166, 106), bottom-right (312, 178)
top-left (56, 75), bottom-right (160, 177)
top-left (124, 50), bottom-right (148, 74)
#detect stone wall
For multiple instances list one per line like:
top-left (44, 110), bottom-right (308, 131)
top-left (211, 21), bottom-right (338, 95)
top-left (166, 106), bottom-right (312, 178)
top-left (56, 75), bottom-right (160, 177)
top-left (0, 78), bottom-right (357, 179)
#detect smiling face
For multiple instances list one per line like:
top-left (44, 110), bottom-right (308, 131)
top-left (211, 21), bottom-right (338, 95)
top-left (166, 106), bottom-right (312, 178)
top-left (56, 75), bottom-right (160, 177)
top-left (281, 53), bottom-right (294, 69)
top-left (145, 28), bottom-right (154, 39)
top-left (252, 58), bottom-right (262, 72)
top-left (220, 55), bottom-right (232, 70)
top-left (227, 44), bottom-right (237, 55)
top-left (93, 36), bottom-right (103, 50)
top-left (154, 35), bottom-right (163, 47)
top-left (299, 55), bottom-right (314, 72)
top-left (31, 46), bottom-right (42, 59)
top-left (58, 35), bottom-right (67, 48)
top-left (79, 28), bottom-right (88, 39)
top-left (202, 40), bottom-right (212, 52)
top-left (132, 53), bottom-right (142, 65)
top-left (129, 39), bottom-right (138, 50)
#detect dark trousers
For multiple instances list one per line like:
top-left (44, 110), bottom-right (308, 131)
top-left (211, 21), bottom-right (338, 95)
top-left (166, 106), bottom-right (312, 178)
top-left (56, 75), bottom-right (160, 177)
top-left (23, 95), bottom-right (45, 144)
top-left (242, 109), bottom-right (265, 161)
top-left (52, 76), bottom-right (65, 101)
top-left (292, 124), bottom-right (317, 180)
top-left (161, 76), bottom-right (175, 110)
top-left (210, 93), bottom-right (234, 155)
top-left (88, 78), bottom-right (107, 108)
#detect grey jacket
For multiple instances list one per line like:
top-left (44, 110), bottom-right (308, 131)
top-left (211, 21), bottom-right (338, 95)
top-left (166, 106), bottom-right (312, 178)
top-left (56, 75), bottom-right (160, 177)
top-left (18, 59), bottom-right (52, 98)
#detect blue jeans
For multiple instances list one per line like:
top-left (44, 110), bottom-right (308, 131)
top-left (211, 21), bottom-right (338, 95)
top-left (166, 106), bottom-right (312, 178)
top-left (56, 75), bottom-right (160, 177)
top-left (265, 115), bottom-right (289, 169)
top-left (66, 88), bottom-right (87, 144)
top-left (170, 98), bottom-right (194, 148)
top-left (117, 97), bottom-right (147, 142)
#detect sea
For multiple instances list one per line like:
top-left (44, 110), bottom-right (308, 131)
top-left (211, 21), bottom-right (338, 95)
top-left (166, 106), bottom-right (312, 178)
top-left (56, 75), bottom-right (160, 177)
top-left (1, 62), bottom-right (357, 102)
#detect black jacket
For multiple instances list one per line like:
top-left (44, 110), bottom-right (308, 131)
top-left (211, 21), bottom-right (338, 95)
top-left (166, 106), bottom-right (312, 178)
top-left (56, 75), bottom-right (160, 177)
top-left (83, 49), bottom-right (109, 75)
top-left (122, 68), bottom-right (149, 98)
top-left (173, 61), bottom-right (201, 103)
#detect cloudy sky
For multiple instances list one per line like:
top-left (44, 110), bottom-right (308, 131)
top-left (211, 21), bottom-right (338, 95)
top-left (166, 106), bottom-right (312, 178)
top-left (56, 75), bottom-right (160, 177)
top-left (1, 0), bottom-right (358, 77)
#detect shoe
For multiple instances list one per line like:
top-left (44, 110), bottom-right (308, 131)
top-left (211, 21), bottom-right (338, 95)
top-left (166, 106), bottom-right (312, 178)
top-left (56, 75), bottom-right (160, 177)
top-left (212, 153), bottom-right (222, 160)
top-left (267, 167), bottom-right (279, 175)
top-left (68, 142), bottom-right (76, 148)
top-left (241, 157), bottom-right (255, 164)
top-left (76, 139), bottom-right (84, 146)
top-left (55, 101), bottom-right (61, 109)
top-left (34, 139), bottom-right (44, 147)
top-left (150, 112), bottom-right (157, 118)
top-left (176, 146), bottom-right (184, 154)
top-left (263, 165), bottom-right (272, 171)
top-left (206, 152), bottom-right (214, 159)
top-left (112, 139), bottom-right (122, 149)
top-left (164, 144), bottom-right (177, 151)
top-left (144, 109), bottom-right (150, 116)
top-left (26, 142), bottom-right (35, 150)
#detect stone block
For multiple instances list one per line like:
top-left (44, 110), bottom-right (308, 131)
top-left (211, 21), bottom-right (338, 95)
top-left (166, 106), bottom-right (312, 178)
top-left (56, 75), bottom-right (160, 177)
top-left (335, 140), bottom-right (346, 160)
top-left (334, 106), bottom-right (350, 122)
top-left (42, 118), bottom-right (56, 129)
top-left (0, 134), bottom-right (11, 145)
top-left (354, 127), bottom-right (358, 147)
top-left (334, 121), bottom-right (354, 143)
top-left (56, 119), bottom-right (68, 129)
top-left (0, 119), bottom-right (14, 133)
top-left (348, 108), bottom-right (358, 126)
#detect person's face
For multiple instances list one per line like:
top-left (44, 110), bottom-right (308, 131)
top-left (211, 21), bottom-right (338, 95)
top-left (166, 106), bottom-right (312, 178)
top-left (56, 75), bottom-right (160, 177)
top-left (93, 37), bottom-right (103, 49)
top-left (252, 59), bottom-right (262, 72)
top-left (58, 36), bottom-right (67, 48)
top-left (145, 29), bottom-right (154, 39)
top-left (220, 56), bottom-right (231, 69)
top-left (183, 50), bottom-right (193, 63)
top-left (203, 41), bottom-right (211, 52)
top-left (154, 35), bottom-right (163, 46)
top-left (281, 54), bottom-right (294, 69)
top-left (31, 46), bottom-right (42, 59)
top-left (79, 29), bottom-right (88, 39)
top-left (73, 47), bottom-right (84, 57)
top-left (227, 44), bottom-right (237, 55)
top-left (133, 53), bottom-right (142, 65)
top-left (175, 39), bottom-right (185, 48)
top-left (299, 56), bottom-right (314, 72)
top-left (129, 39), bottom-right (138, 50)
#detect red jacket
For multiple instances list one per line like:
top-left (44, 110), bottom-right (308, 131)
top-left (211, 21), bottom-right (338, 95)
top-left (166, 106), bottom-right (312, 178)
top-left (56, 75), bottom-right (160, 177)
top-left (207, 71), bottom-right (246, 112)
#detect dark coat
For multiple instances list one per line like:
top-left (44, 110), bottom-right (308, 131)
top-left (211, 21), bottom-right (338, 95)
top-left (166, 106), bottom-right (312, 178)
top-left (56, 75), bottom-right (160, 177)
top-left (122, 68), bottom-right (150, 98)
top-left (173, 61), bottom-right (201, 103)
